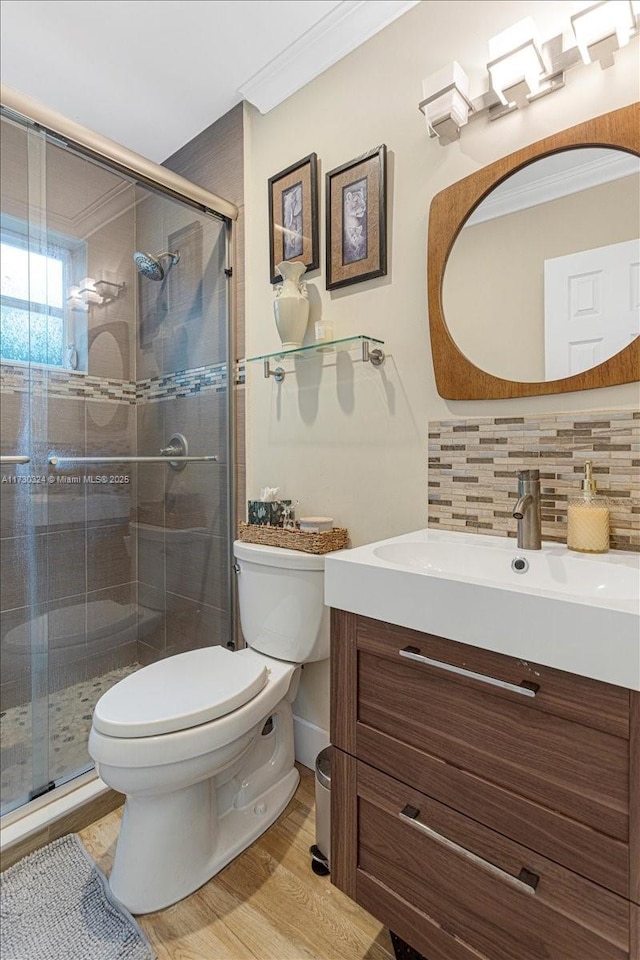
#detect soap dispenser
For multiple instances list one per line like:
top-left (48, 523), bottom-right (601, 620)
top-left (566, 461), bottom-right (609, 554)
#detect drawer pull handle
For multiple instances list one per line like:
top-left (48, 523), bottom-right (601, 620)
top-left (398, 647), bottom-right (538, 697)
top-left (399, 806), bottom-right (538, 895)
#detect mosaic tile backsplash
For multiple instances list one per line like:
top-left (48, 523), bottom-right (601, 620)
top-left (428, 410), bottom-right (639, 552)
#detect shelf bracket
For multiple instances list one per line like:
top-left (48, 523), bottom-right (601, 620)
top-left (264, 360), bottom-right (285, 383)
top-left (362, 340), bottom-right (385, 366)
top-left (257, 337), bottom-right (385, 381)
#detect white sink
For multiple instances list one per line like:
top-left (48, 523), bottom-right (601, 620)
top-left (373, 539), bottom-right (639, 602)
top-left (325, 529), bottom-right (640, 690)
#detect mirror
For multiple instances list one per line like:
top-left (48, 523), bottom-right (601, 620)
top-left (428, 103), bottom-right (640, 399)
top-left (443, 148), bottom-right (640, 383)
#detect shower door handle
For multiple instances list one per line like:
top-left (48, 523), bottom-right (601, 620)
top-left (0, 455), bottom-right (31, 464)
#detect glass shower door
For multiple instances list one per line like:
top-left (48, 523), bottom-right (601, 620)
top-left (0, 118), bottom-right (52, 812)
top-left (2, 113), bottom-right (152, 816)
top-left (1, 107), bottom-right (234, 818)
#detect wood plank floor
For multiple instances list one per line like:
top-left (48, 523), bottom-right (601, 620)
top-left (79, 764), bottom-right (395, 960)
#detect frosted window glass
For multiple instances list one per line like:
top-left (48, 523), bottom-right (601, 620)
top-left (0, 307), bottom-right (64, 366)
top-left (0, 241), bottom-right (65, 366)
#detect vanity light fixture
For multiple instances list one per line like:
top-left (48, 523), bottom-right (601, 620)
top-left (419, 61), bottom-right (473, 145)
top-left (67, 281), bottom-right (97, 310)
top-left (487, 18), bottom-right (545, 108)
top-left (420, 2), bottom-right (639, 144)
top-left (571, 0), bottom-right (636, 68)
top-left (67, 274), bottom-right (125, 309)
top-left (77, 278), bottom-right (102, 305)
top-left (485, 15), bottom-right (568, 118)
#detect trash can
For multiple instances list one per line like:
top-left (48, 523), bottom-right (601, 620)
top-left (310, 746), bottom-right (331, 876)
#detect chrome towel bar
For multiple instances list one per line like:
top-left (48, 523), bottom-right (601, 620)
top-left (48, 434), bottom-right (216, 473)
top-left (48, 456), bottom-right (218, 465)
top-left (0, 455), bottom-right (31, 464)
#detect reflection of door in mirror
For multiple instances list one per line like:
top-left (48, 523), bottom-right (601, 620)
top-left (544, 238), bottom-right (640, 380)
top-left (442, 147), bottom-right (640, 383)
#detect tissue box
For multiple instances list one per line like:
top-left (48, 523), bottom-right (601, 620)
top-left (247, 500), bottom-right (293, 527)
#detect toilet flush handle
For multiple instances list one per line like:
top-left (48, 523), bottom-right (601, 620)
top-left (233, 561), bottom-right (241, 574)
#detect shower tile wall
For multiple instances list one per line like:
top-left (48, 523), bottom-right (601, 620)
top-left (162, 102), bottom-right (246, 650)
top-left (1, 411), bottom-right (137, 712)
top-left (163, 101), bottom-right (246, 508)
top-left (1, 352), bottom-right (239, 709)
top-left (86, 203), bottom-right (137, 382)
top-left (135, 386), bottom-right (230, 663)
top-left (133, 171), bottom-right (231, 663)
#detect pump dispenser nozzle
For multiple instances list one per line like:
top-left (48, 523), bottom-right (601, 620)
top-left (581, 460), bottom-right (597, 496)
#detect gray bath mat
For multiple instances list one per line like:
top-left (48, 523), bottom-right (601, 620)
top-left (0, 834), bottom-right (156, 960)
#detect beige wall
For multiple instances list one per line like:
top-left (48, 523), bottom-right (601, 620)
top-left (444, 175), bottom-right (640, 381)
top-left (243, 0), bottom-right (640, 733)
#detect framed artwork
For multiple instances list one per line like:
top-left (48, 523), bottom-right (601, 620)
top-left (325, 144), bottom-right (387, 290)
top-left (268, 153), bottom-right (319, 284)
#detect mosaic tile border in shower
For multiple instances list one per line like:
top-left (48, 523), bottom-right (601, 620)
top-left (0, 363), bottom-right (137, 404)
top-left (136, 361), bottom-right (228, 402)
top-left (428, 410), bottom-right (639, 552)
top-left (0, 360), bottom-right (244, 404)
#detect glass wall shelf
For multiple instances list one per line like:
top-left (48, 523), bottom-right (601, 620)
top-left (245, 334), bottom-right (385, 382)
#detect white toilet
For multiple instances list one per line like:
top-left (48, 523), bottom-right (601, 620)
top-left (88, 540), bottom-right (328, 915)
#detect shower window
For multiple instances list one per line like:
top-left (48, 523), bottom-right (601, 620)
top-left (0, 229), bottom-right (72, 367)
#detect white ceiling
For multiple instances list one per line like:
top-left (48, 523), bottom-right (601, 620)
top-left (0, 0), bottom-right (416, 163)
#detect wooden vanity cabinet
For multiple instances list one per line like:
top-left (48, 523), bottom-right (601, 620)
top-left (330, 610), bottom-right (640, 960)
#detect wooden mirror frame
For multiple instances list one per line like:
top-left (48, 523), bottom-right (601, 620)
top-left (427, 103), bottom-right (640, 400)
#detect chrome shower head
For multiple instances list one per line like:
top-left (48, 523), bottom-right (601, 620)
top-left (133, 250), bottom-right (180, 281)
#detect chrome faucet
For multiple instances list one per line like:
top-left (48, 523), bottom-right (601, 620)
top-left (512, 469), bottom-right (541, 550)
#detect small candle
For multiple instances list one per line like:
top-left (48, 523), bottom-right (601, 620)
top-left (567, 500), bottom-right (609, 553)
top-left (315, 320), bottom-right (333, 342)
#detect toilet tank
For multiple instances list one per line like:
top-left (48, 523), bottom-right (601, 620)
top-left (233, 541), bottom-right (329, 663)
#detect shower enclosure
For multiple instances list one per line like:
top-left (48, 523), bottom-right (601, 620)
top-left (0, 100), bottom-right (236, 817)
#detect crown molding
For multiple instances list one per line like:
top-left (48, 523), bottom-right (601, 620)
top-left (466, 150), bottom-right (639, 226)
top-left (238, 0), bottom-right (419, 114)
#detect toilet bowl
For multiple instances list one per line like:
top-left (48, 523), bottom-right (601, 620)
top-left (88, 541), bottom-right (328, 914)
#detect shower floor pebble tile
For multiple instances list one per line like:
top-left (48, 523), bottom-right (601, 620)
top-left (0, 663), bottom-right (139, 811)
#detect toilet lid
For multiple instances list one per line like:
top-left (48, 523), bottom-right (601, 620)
top-left (92, 647), bottom-right (268, 738)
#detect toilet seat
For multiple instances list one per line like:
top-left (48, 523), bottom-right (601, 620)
top-left (93, 646), bottom-right (268, 738)
top-left (89, 650), bottom-right (297, 769)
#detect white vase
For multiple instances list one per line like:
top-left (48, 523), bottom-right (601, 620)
top-left (273, 261), bottom-right (309, 349)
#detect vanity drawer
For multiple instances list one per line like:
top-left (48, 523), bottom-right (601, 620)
top-left (355, 618), bottom-right (630, 842)
top-left (355, 722), bottom-right (630, 897)
top-left (355, 760), bottom-right (630, 960)
top-left (356, 616), bottom-right (630, 738)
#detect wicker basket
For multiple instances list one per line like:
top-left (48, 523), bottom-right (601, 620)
top-left (237, 521), bottom-right (349, 555)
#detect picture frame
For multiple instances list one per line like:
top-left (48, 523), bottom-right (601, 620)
top-left (325, 144), bottom-right (387, 290)
top-left (268, 153), bottom-right (319, 284)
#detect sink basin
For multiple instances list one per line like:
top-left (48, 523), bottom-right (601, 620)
top-left (325, 529), bottom-right (640, 690)
top-left (373, 539), bottom-right (638, 602)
